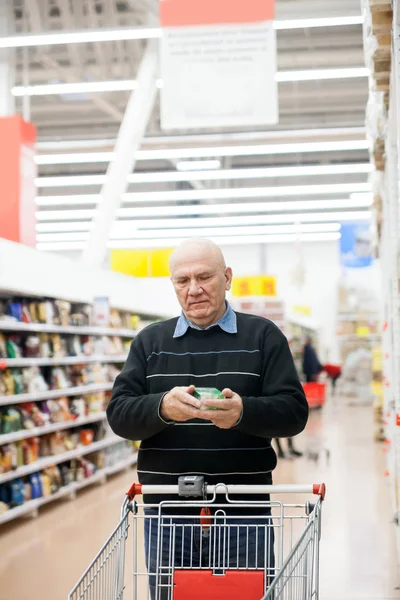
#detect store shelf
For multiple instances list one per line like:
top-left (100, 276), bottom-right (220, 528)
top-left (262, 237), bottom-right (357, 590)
top-left (0, 382), bottom-right (114, 407)
top-left (337, 314), bottom-right (379, 321)
top-left (0, 355), bottom-right (127, 368)
top-left (0, 412), bottom-right (107, 445)
top-left (0, 452), bottom-right (137, 526)
top-left (0, 320), bottom-right (136, 338)
top-left (337, 334), bottom-right (381, 341)
top-left (0, 435), bottom-right (124, 484)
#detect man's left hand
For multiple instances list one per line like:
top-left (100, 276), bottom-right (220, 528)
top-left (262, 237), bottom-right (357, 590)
top-left (201, 388), bottom-right (243, 429)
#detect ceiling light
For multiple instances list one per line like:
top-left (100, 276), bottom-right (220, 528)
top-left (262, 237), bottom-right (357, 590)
top-left (36, 232), bottom-right (341, 252)
top-left (35, 197), bottom-right (373, 220)
top-left (276, 67), bottom-right (369, 82)
top-left (36, 152), bottom-right (114, 165)
top-left (35, 127), bottom-right (366, 152)
top-left (176, 160), bottom-right (221, 171)
top-left (129, 163), bottom-right (372, 183)
top-left (13, 66), bottom-right (368, 97)
top-left (0, 17), bottom-right (363, 51)
top-left (36, 175), bottom-right (106, 188)
top-left (0, 27), bottom-right (162, 49)
top-left (274, 16), bottom-right (363, 30)
top-left (35, 140), bottom-right (369, 165)
top-left (12, 79), bottom-right (139, 97)
top-left (36, 223), bottom-right (340, 243)
top-left (35, 182), bottom-right (371, 204)
top-left (34, 163), bottom-right (372, 185)
top-left (1, 14), bottom-right (366, 49)
top-left (137, 140), bottom-right (370, 160)
top-left (35, 211), bottom-right (371, 233)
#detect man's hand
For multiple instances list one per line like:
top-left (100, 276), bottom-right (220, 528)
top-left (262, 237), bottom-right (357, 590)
top-left (201, 388), bottom-right (243, 429)
top-left (160, 385), bottom-right (201, 422)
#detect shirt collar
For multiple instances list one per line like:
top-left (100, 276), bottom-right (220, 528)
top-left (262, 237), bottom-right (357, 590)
top-left (173, 302), bottom-right (237, 338)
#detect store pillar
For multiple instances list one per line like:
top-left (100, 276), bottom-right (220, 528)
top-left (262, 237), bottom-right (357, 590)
top-left (0, 0), bottom-right (16, 116)
top-left (0, 115), bottom-right (37, 247)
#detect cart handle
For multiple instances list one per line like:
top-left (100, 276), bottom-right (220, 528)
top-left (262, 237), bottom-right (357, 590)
top-left (126, 482), bottom-right (326, 502)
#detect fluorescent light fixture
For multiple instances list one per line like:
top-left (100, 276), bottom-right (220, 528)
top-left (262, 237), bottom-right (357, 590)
top-left (36, 232), bottom-right (341, 252)
top-left (0, 17), bottom-right (363, 51)
top-left (35, 182), bottom-right (371, 204)
top-left (129, 163), bottom-right (372, 183)
top-left (36, 175), bottom-right (106, 188)
top-left (35, 197), bottom-right (373, 221)
top-left (36, 152), bottom-right (114, 165)
top-left (12, 79), bottom-right (139, 97)
top-left (35, 127), bottom-right (366, 152)
top-left (176, 160), bottom-right (221, 171)
top-left (36, 223), bottom-right (341, 243)
top-left (274, 16), bottom-right (363, 30)
top-left (276, 67), bottom-right (369, 82)
top-left (0, 27), bottom-right (162, 49)
top-left (35, 163), bottom-right (372, 185)
top-left (35, 140), bottom-right (370, 165)
top-left (135, 140), bottom-right (370, 160)
top-left (35, 211), bottom-right (371, 233)
top-left (13, 66), bottom-right (368, 97)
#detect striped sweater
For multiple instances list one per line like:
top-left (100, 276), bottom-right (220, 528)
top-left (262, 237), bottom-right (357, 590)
top-left (107, 312), bottom-right (308, 505)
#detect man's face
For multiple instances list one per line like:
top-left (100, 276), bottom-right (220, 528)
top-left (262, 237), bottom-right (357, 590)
top-left (170, 250), bottom-right (233, 327)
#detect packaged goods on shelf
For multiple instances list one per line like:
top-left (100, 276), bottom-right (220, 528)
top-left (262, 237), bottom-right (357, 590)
top-left (0, 290), bottom-right (162, 525)
top-left (0, 442), bottom-right (137, 524)
top-left (336, 282), bottom-right (381, 403)
top-left (232, 298), bottom-right (286, 333)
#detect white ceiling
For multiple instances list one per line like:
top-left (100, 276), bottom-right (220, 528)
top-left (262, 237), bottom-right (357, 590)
top-left (8, 0), bottom-right (370, 252)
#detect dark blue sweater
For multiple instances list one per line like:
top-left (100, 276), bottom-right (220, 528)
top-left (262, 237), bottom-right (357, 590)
top-left (107, 312), bottom-right (308, 504)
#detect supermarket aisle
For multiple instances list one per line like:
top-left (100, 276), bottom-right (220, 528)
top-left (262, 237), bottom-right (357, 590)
top-left (0, 398), bottom-right (399, 600)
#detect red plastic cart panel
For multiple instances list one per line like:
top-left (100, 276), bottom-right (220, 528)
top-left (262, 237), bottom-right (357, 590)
top-left (303, 382), bottom-right (326, 408)
top-left (173, 569), bottom-right (264, 600)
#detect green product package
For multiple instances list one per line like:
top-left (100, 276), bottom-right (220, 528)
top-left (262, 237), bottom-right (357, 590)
top-left (193, 387), bottom-right (224, 411)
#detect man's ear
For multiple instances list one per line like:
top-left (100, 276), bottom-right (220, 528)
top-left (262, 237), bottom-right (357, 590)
top-left (225, 267), bottom-right (233, 290)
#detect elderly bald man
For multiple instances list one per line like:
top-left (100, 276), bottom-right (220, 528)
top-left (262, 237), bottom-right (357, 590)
top-left (107, 238), bottom-right (308, 599)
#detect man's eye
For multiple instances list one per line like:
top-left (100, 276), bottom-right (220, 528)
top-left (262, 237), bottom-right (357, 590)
top-left (199, 275), bottom-right (211, 281)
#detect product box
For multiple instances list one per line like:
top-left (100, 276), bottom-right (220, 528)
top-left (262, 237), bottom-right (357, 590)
top-left (193, 388), bottom-right (224, 411)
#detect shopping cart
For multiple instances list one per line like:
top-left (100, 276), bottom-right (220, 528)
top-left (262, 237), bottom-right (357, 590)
top-left (68, 478), bottom-right (326, 600)
top-left (302, 382), bottom-right (327, 408)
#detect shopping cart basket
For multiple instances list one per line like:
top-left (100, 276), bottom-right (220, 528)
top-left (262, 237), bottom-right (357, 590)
top-left (68, 478), bottom-right (326, 600)
top-left (302, 382), bottom-right (327, 408)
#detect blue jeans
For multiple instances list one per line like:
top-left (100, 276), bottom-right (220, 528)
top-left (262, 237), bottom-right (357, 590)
top-left (144, 509), bottom-right (275, 600)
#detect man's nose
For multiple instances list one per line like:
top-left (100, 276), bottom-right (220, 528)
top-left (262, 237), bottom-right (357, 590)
top-left (188, 280), bottom-right (203, 295)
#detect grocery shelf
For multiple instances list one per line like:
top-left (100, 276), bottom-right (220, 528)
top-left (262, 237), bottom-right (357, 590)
top-left (0, 320), bottom-right (136, 338)
top-left (0, 355), bottom-right (127, 368)
top-left (337, 314), bottom-right (379, 321)
top-left (0, 435), bottom-right (124, 484)
top-left (338, 334), bottom-right (380, 341)
top-left (0, 382), bottom-right (114, 407)
top-left (0, 452), bottom-right (137, 526)
top-left (0, 412), bottom-right (106, 445)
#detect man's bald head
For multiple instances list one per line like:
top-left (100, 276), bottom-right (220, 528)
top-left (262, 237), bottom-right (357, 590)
top-left (169, 238), bottom-right (226, 274)
top-left (169, 238), bottom-right (233, 328)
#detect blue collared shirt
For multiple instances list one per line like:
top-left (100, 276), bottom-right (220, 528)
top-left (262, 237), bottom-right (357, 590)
top-left (173, 302), bottom-right (237, 338)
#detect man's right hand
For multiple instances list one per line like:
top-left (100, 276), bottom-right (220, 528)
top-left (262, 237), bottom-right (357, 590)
top-left (160, 385), bottom-right (201, 422)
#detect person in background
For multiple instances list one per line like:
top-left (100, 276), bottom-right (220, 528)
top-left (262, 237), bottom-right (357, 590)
top-left (274, 437), bottom-right (303, 459)
top-left (302, 335), bottom-right (323, 383)
top-left (107, 238), bottom-right (309, 600)
top-left (323, 363), bottom-right (342, 395)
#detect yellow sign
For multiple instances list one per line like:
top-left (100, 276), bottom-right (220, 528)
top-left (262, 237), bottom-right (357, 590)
top-left (232, 276), bottom-right (277, 297)
top-left (292, 305), bottom-right (312, 317)
top-left (356, 326), bottom-right (371, 338)
top-left (111, 248), bottom-right (173, 278)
